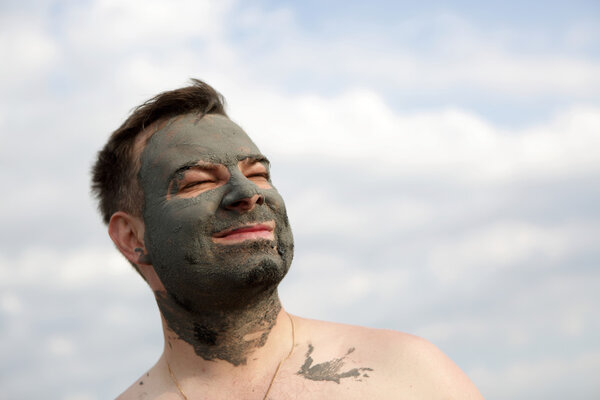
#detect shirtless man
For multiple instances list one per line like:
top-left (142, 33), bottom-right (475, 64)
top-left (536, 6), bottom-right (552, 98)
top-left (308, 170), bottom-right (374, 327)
top-left (92, 79), bottom-right (484, 399)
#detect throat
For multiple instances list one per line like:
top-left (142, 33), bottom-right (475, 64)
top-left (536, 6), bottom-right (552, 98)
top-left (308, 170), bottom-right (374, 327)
top-left (156, 289), bottom-right (282, 366)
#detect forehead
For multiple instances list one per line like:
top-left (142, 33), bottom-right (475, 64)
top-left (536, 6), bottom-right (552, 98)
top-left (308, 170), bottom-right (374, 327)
top-left (139, 114), bottom-right (262, 172)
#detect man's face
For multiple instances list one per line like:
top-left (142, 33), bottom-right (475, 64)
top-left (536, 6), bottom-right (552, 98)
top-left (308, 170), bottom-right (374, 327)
top-left (138, 114), bottom-right (294, 311)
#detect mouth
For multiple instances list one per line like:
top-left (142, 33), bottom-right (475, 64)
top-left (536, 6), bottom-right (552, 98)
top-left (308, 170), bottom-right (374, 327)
top-left (212, 221), bottom-right (275, 244)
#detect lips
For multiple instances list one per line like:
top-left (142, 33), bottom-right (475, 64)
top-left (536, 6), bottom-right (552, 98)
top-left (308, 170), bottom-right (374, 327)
top-left (212, 221), bottom-right (275, 244)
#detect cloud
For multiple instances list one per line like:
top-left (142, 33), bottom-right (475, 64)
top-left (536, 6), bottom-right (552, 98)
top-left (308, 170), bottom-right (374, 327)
top-left (222, 10), bottom-right (600, 100)
top-left (0, 246), bottom-right (160, 399)
top-left (63, 0), bottom-right (231, 50)
top-left (232, 87), bottom-right (600, 182)
top-left (0, 6), bottom-right (60, 89)
top-left (470, 351), bottom-right (600, 399)
top-left (427, 220), bottom-right (598, 284)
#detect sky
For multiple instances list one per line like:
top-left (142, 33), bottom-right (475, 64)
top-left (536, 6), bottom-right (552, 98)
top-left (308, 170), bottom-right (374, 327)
top-left (1, 0), bottom-right (599, 399)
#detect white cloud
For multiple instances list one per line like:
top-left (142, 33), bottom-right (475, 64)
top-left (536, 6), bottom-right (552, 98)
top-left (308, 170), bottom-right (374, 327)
top-left (435, 220), bottom-right (598, 284)
top-left (427, 221), bottom-right (579, 283)
top-left (0, 245), bottom-right (160, 399)
top-left (46, 335), bottom-right (75, 357)
top-left (234, 86), bottom-right (600, 182)
top-left (222, 10), bottom-right (600, 99)
top-left (564, 22), bottom-right (600, 50)
top-left (0, 17), bottom-right (59, 89)
top-left (0, 246), bottom-right (139, 289)
top-left (470, 351), bottom-right (600, 399)
top-left (63, 394), bottom-right (96, 400)
top-left (462, 54), bottom-right (600, 96)
top-left (286, 187), bottom-right (373, 238)
top-left (63, 0), bottom-right (231, 50)
top-left (0, 292), bottom-right (23, 314)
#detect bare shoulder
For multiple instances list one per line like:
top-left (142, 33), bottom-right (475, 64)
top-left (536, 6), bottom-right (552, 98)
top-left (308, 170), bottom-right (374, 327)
top-left (115, 361), bottom-right (172, 400)
top-left (292, 316), bottom-right (484, 399)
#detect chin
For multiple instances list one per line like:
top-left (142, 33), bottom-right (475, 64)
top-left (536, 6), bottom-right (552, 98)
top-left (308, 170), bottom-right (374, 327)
top-left (161, 237), bottom-right (294, 309)
top-left (240, 256), bottom-right (288, 289)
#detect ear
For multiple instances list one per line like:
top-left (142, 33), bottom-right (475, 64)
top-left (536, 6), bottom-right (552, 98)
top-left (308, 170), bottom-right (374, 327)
top-left (108, 212), bottom-right (166, 292)
top-left (108, 211), bottom-right (150, 267)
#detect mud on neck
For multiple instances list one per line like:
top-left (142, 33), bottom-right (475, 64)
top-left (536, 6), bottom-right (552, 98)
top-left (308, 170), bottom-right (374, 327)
top-left (156, 289), bottom-right (283, 366)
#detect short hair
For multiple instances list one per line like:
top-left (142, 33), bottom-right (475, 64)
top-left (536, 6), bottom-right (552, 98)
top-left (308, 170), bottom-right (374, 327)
top-left (91, 79), bottom-right (227, 224)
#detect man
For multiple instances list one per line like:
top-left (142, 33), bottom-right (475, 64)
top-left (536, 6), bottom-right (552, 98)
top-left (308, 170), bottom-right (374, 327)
top-left (92, 79), bottom-right (483, 399)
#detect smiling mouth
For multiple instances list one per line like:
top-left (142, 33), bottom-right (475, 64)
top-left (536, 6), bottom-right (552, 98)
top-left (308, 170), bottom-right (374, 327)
top-left (212, 221), bottom-right (275, 244)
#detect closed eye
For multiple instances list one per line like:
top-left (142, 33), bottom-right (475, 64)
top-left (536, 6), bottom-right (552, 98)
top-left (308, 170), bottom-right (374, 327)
top-left (242, 162), bottom-right (272, 188)
top-left (247, 172), bottom-right (270, 180)
top-left (181, 179), bottom-right (215, 191)
top-left (167, 164), bottom-right (229, 199)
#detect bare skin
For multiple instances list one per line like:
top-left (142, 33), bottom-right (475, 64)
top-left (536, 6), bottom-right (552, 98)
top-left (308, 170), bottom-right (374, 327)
top-left (117, 312), bottom-right (483, 399)
top-left (109, 114), bottom-right (484, 400)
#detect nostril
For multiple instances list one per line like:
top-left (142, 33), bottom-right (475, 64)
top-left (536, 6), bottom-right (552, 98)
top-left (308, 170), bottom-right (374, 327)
top-left (222, 186), bottom-right (264, 212)
top-left (228, 200), bottom-right (244, 209)
top-left (225, 194), bottom-right (263, 212)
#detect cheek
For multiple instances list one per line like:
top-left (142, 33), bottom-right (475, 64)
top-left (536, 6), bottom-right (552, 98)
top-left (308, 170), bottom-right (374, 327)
top-left (168, 188), bottom-right (224, 214)
top-left (263, 189), bottom-right (287, 212)
top-left (147, 189), bottom-right (225, 235)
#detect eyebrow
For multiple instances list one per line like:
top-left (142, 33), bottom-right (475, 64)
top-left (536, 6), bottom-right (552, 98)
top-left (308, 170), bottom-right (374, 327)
top-left (238, 154), bottom-right (271, 166)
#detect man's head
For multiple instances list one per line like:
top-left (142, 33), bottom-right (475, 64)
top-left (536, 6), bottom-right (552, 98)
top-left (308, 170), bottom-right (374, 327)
top-left (91, 80), bottom-right (294, 308)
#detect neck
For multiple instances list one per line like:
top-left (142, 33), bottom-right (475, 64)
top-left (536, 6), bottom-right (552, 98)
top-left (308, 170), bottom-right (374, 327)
top-left (156, 288), bottom-right (283, 367)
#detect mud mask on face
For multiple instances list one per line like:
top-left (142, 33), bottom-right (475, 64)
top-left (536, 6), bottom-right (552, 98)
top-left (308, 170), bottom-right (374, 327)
top-left (138, 114), bottom-right (294, 313)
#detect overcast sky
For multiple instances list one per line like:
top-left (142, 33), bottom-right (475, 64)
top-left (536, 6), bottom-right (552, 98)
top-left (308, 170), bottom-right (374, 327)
top-left (1, 1), bottom-right (599, 399)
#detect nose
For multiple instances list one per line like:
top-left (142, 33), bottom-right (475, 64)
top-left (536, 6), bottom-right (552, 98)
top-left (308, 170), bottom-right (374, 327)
top-left (221, 179), bottom-right (264, 213)
top-left (223, 193), bottom-right (264, 212)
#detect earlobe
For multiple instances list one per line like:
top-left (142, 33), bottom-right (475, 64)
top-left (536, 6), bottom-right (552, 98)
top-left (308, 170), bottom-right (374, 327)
top-left (108, 211), bottom-right (151, 266)
top-left (134, 247), bottom-right (152, 264)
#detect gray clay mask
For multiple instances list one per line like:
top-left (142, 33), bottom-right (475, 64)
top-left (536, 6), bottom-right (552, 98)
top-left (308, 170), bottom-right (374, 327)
top-left (138, 114), bottom-right (294, 313)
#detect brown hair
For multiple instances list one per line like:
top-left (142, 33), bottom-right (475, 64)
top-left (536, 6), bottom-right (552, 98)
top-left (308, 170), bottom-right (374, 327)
top-left (91, 79), bottom-right (227, 224)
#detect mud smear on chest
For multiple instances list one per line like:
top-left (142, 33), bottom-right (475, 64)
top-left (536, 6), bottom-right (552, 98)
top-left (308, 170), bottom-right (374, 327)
top-left (297, 344), bottom-right (373, 384)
